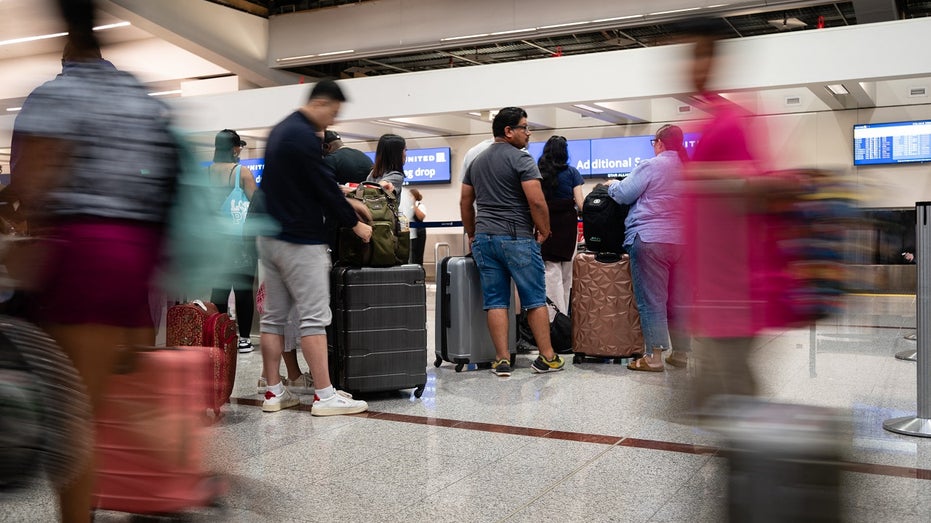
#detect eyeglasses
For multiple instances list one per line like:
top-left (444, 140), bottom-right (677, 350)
top-left (511, 125), bottom-right (531, 134)
top-left (650, 138), bottom-right (659, 146)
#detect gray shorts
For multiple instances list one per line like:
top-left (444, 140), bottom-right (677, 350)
top-left (257, 237), bottom-right (331, 337)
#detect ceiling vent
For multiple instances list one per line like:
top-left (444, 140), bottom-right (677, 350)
top-left (908, 87), bottom-right (927, 98)
top-left (785, 96), bottom-right (802, 106)
top-left (768, 16), bottom-right (807, 31)
top-left (677, 105), bottom-right (692, 114)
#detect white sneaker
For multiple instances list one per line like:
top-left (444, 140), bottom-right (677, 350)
top-left (311, 390), bottom-right (368, 417)
top-left (238, 337), bottom-right (254, 353)
top-left (261, 388), bottom-right (300, 413)
top-left (256, 375), bottom-right (285, 395)
top-left (283, 372), bottom-right (314, 394)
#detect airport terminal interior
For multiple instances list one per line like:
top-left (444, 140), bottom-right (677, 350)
top-left (5, 293), bottom-right (931, 521)
top-left (4, 0), bottom-right (931, 521)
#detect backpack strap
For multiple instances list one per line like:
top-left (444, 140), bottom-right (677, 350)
top-left (228, 165), bottom-right (242, 190)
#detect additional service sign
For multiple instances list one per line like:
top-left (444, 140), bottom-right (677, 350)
top-left (526, 140), bottom-right (592, 176)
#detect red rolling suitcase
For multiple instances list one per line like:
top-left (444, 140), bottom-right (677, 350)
top-left (93, 347), bottom-right (224, 516)
top-left (166, 301), bottom-right (237, 413)
top-left (570, 251), bottom-right (644, 363)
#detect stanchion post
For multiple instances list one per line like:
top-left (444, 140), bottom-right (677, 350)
top-left (884, 201), bottom-right (931, 437)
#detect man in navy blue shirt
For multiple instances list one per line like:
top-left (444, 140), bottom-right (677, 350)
top-left (257, 79), bottom-right (372, 415)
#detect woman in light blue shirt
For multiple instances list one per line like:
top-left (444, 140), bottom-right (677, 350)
top-left (605, 124), bottom-right (691, 372)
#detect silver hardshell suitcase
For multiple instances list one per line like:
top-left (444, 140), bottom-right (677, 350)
top-left (433, 250), bottom-right (515, 372)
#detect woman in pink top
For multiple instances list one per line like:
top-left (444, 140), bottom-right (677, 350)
top-left (683, 25), bottom-right (793, 410)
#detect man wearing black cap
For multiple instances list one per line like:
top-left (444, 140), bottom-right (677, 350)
top-left (323, 130), bottom-right (373, 185)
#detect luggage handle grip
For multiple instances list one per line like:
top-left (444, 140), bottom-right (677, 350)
top-left (434, 242), bottom-right (450, 265)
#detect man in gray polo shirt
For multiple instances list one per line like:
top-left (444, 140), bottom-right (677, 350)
top-left (460, 106), bottom-right (566, 377)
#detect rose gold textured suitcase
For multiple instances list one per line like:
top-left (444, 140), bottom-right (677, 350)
top-left (93, 348), bottom-right (225, 516)
top-left (570, 251), bottom-right (644, 363)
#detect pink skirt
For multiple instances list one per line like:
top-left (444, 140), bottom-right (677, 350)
top-left (35, 220), bottom-right (163, 328)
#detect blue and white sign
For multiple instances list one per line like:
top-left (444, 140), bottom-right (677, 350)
top-left (363, 147), bottom-right (452, 185)
top-left (240, 158), bottom-right (265, 184)
top-left (525, 133), bottom-right (700, 178)
top-left (526, 140), bottom-right (592, 176)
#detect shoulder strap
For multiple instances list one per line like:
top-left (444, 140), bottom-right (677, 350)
top-left (228, 165), bottom-right (242, 190)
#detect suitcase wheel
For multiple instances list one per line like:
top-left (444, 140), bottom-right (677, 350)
top-left (433, 357), bottom-right (443, 368)
top-left (413, 384), bottom-right (425, 398)
top-left (454, 363), bottom-right (464, 372)
top-left (572, 354), bottom-right (583, 365)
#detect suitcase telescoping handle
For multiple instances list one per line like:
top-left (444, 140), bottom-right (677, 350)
top-left (434, 242), bottom-right (450, 267)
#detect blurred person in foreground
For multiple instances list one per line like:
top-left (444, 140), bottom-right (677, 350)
top-left (208, 129), bottom-right (259, 353)
top-left (9, 0), bottom-right (179, 520)
top-left (460, 107), bottom-right (566, 376)
top-left (604, 124), bottom-right (691, 372)
top-left (537, 136), bottom-right (584, 321)
top-left (256, 79), bottom-right (371, 415)
top-left (682, 21), bottom-right (791, 411)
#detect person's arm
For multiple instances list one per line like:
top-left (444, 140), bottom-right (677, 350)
top-left (605, 160), bottom-right (651, 205)
top-left (522, 179), bottom-right (551, 243)
top-left (241, 165), bottom-right (258, 200)
top-left (460, 183), bottom-right (476, 247)
top-left (10, 135), bottom-right (71, 217)
top-left (414, 201), bottom-right (426, 221)
top-left (573, 185), bottom-right (584, 212)
top-left (290, 137), bottom-right (371, 242)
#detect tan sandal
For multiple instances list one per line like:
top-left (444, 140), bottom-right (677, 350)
top-left (665, 352), bottom-right (688, 368)
top-left (627, 356), bottom-right (664, 372)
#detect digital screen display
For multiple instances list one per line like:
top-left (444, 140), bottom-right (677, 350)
top-left (854, 120), bottom-right (931, 165)
top-left (526, 133), bottom-right (700, 178)
top-left (526, 140), bottom-right (592, 176)
top-left (363, 147), bottom-right (452, 185)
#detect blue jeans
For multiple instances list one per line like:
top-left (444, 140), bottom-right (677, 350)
top-left (471, 233), bottom-right (546, 310)
top-left (628, 235), bottom-right (691, 356)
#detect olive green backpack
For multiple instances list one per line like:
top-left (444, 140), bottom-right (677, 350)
top-left (338, 181), bottom-right (410, 267)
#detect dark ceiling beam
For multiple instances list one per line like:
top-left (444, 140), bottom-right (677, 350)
top-left (851, 0), bottom-right (899, 23)
top-left (207, 0), bottom-right (268, 17)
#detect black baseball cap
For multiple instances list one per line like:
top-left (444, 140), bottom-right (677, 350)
top-left (216, 129), bottom-right (246, 149)
top-left (324, 130), bottom-right (341, 144)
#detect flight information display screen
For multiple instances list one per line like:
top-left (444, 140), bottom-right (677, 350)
top-left (854, 120), bottom-right (931, 165)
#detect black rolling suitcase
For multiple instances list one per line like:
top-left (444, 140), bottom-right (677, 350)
top-left (433, 248), bottom-right (515, 372)
top-left (709, 397), bottom-right (846, 523)
top-left (328, 264), bottom-right (427, 398)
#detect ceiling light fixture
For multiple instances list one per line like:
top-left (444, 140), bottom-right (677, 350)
top-left (489, 28), bottom-right (536, 37)
top-left (6, 107), bottom-right (22, 112)
top-left (92, 21), bottom-right (131, 31)
top-left (277, 49), bottom-right (355, 62)
top-left (573, 104), bottom-right (604, 113)
top-left (538, 21), bottom-right (591, 30)
top-left (648, 7), bottom-right (701, 16)
top-left (148, 89), bottom-right (182, 97)
top-left (591, 15), bottom-right (643, 23)
top-left (0, 21), bottom-right (131, 47)
top-left (826, 84), bottom-right (849, 95)
top-left (468, 112), bottom-right (482, 117)
top-left (440, 33), bottom-right (491, 42)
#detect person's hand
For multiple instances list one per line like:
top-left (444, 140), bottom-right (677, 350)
top-left (535, 229), bottom-right (551, 244)
top-left (904, 252), bottom-right (915, 262)
top-left (353, 221), bottom-right (373, 243)
top-left (340, 185), bottom-right (353, 195)
top-left (604, 179), bottom-right (618, 186)
top-left (380, 181), bottom-right (395, 194)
